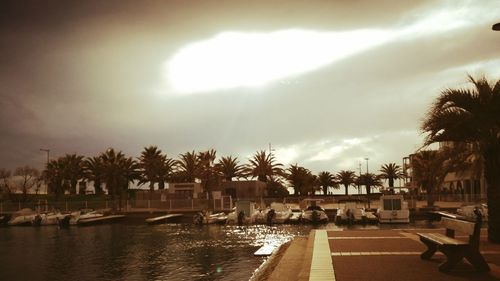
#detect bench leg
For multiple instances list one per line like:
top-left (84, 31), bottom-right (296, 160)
top-left (420, 240), bottom-right (437, 260)
top-left (439, 247), bottom-right (465, 272)
top-left (465, 251), bottom-right (490, 272)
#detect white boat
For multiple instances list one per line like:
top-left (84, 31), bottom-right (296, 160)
top-left (251, 208), bottom-right (268, 224)
top-left (377, 195), bottom-right (410, 223)
top-left (288, 210), bottom-right (302, 224)
top-left (193, 211), bottom-right (227, 225)
top-left (8, 208), bottom-right (38, 226)
top-left (37, 212), bottom-right (70, 226)
top-left (69, 209), bottom-right (104, 225)
top-left (335, 201), bottom-right (366, 224)
top-left (226, 201), bottom-right (256, 225)
top-left (301, 199), bottom-right (329, 224)
top-left (457, 203), bottom-right (488, 222)
top-left (268, 202), bottom-right (293, 224)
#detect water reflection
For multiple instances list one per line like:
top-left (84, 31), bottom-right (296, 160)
top-left (0, 224), bottom-right (314, 281)
top-left (0, 221), bottom-right (440, 281)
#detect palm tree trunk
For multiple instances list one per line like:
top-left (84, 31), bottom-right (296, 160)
top-left (158, 181), bottom-right (165, 190)
top-left (426, 184), bottom-right (435, 207)
top-left (94, 180), bottom-right (102, 195)
top-left (70, 179), bottom-right (77, 195)
top-left (344, 184), bottom-right (349, 196)
top-left (484, 146), bottom-right (500, 243)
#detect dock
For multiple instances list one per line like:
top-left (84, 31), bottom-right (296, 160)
top-left (78, 215), bottom-right (126, 226)
top-left (260, 228), bottom-right (500, 281)
top-left (145, 214), bottom-right (183, 224)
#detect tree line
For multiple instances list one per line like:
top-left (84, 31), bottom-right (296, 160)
top-left (0, 147), bottom-right (406, 201)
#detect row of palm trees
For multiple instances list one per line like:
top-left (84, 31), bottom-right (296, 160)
top-left (40, 146), bottom-right (406, 200)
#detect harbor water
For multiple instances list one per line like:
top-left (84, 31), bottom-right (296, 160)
top-left (0, 221), bottom-right (439, 281)
top-left (0, 223), bottom-right (315, 281)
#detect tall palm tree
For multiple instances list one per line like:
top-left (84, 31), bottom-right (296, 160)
top-left (177, 151), bottom-right (199, 182)
top-left (43, 158), bottom-right (65, 200)
top-left (246, 150), bottom-right (283, 182)
top-left (317, 171), bottom-right (337, 195)
top-left (356, 173), bottom-right (382, 209)
top-left (286, 164), bottom-right (314, 196)
top-left (83, 156), bottom-right (104, 195)
top-left (138, 146), bottom-right (166, 191)
top-left (100, 148), bottom-right (138, 209)
top-left (379, 163), bottom-right (403, 190)
top-left (61, 154), bottom-right (85, 194)
top-left (158, 157), bottom-right (176, 190)
top-left (216, 156), bottom-right (244, 181)
top-left (197, 149), bottom-right (219, 197)
top-left (422, 75), bottom-right (500, 242)
top-left (336, 170), bottom-right (357, 196)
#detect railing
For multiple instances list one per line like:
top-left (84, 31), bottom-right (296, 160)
top-left (0, 194), bottom-right (487, 213)
top-left (0, 196), bottom-right (234, 213)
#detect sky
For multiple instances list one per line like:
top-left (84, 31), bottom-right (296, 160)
top-left (1, 0), bottom-right (499, 177)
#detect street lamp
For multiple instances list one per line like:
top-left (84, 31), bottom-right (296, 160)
top-left (364, 158), bottom-right (369, 174)
top-left (40, 148), bottom-right (50, 167)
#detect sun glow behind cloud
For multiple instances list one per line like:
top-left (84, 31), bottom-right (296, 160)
top-left (165, 29), bottom-right (392, 94)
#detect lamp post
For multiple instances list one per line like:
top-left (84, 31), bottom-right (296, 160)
top-left (364, 158), bottom-right (369, 174)
top-left (40, 148), bottom-right (50, 167)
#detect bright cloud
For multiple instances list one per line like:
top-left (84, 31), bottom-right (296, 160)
top-left (165, 29), bottom-right (392, 94)
top-left (163, 1), bottom-right (497, 95)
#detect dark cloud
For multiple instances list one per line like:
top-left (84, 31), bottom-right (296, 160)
top-left (0, 0), bottom-right (498, 174)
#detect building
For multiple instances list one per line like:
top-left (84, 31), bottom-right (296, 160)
top-left (167, 182), bottom-right (203, 199)
top-left (221, 180), bottom-right (267, 200)
top-left (404, 142), bottom-right (487, 202)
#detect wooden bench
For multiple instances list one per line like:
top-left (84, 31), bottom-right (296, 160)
top-left (417, 216), bottom-right (489, 272)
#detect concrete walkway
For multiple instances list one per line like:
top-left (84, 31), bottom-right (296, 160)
top-left (267, 228), bottom-right (500, 281)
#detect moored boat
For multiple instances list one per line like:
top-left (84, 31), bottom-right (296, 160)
top-left (301, 199), bottom-right (329, 224)
top-left (69, 209), bottom-right (105, 225)
top-left (377, 195), bottom-right (410, 223)
top-left (7, 208), bottom-right (38, 226)
top-left (193, 211), bottom-right (227, 225)
top-left (37, 212), bottom-right (70, 226)
top-left (335, 201), bottom-right (366, 224)
top-left (457, 203), bottom-right (488, 222)
top-left (226, 201), bottom-right (256, 225)
top-left (268, 202), bottom-right (293, 224)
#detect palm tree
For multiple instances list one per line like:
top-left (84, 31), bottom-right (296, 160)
top-left (317, 171), bottom-right (337, 195)
top-left (286, 164), bottom-right (314, 196)
top-left (43, 159), bottom-right (65, 200)
top-left (177, 151), bottom-right (199, 182)
top-left (61, 154), bottom-right (85, 194)
top-left (100, 148), bottom-right (138, 209)
top-left (356, 173), bottom-right (382, 209)
top-left (379, 163), bottom-right (403, 191)
top-left (197, 149), bottom-right (219, 197)
top-left (246, 150), bottom-right (283, 182)
top-left (216, 156), bottom-right (244, 181)
top-left (158, 157), bottom-right (176, 190)
top-left (138, 146), bottom-right (166, 191)
top-left (83, 156), bottom-right (104, 195)
top-left (336, 170), bottom-right (357, 196)
top-left (421, 75), bottom-right (500, 242)
top-left (411, 149), bottom-right (453, 208)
